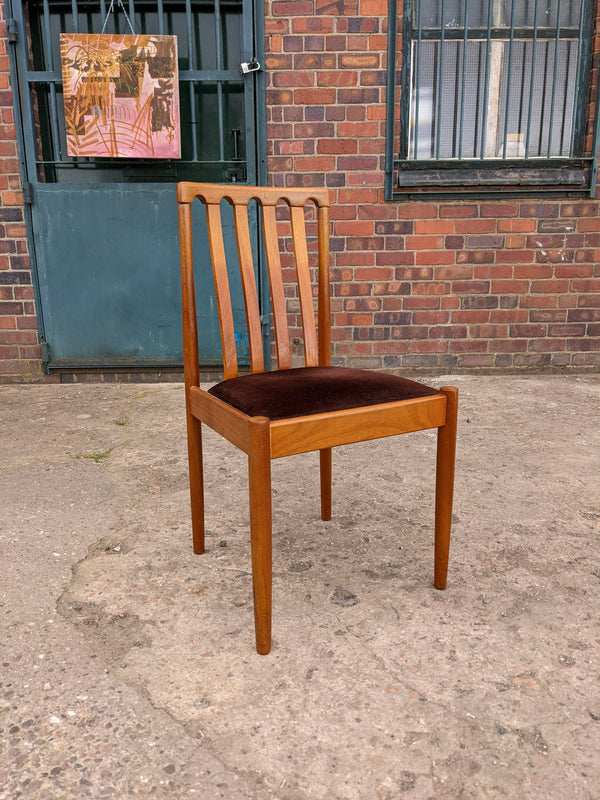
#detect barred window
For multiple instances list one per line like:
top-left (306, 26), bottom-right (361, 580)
top-left (385, 0), bottom-right (600, 199)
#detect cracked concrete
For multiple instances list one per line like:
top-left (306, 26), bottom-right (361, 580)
top-left (1, 376), bottom-right (599, 799)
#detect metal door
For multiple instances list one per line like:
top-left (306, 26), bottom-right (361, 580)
top-left (7, 0), bottom-right (265, 370)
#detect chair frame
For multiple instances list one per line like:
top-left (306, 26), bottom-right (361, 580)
top-left (177, 182), bottom-right (458, 654)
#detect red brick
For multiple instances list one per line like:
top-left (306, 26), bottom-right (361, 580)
top-left (556, 264), bottom-right (594, 278)
top-left (413, 311), bottom-right (449, 324)
top-left (396, 203), bottom-right (438, 220)
top-left (360, 0), bottom-right (388, 14)
top-left (391, 325), bottom-right (428, 339)
top-left (490, 310), bottom-right (528, 324)
top-left (498, 219), bottom-right (536, 233)
top-left (497, 251), bottom-right (536, 264)
top-left (520, 203), bottom-right (559, 219)
top-left (536, 249), bottom-right (575, 264)
top-left (316, 0), bottom-right (359, 14)
top-left (414, 220), bottom-right (454, 235)
top-left (337, 156), bottom-right (379, 171)
top-left (412, 340), bottom-right (448, 353)
top-left (337, 88), bottom-right (380, 104)
top-left (346, 236), bottom-right (384, 251)
top-left (412, 282), bottom-right (451, 295)
top-left (455, 219), bottom-right (496, 234)
top-left (334, 189), bottom-right (377, 206)
top-left (337, 121), bottom-right (380, 137)
top-left (415, 251), bottom-right (455, 265)
top-left (374, 252), bottom-right (415, 266)
top-left (294, 53), bottom-right (337, 69)
top-left (452, 340), bottom-right (490, 353)
top-left (294, 156), bottom-right (336, 171)
top-left (272, 71), bottom-right (314, 87)
top-left (334, 219), bottom-right (375, 237)
top-left (493, 339), bottom-right (528, 353)
top-left (272, 1), bottom-right (314, 16)
top-left (488, 280), bottom-right (526, 294)
top-left (456, 251), bottom-right (495, 264)
top-left (292, 17), bottom-right (335, 33)
top-left (406, 235), bottom-right (444, 250)
top-left (451, 310), bottom-right (492, 324)
top-left (403, 297), bottom-right (439, 310)
top-left (529, 337), bottom-right (566, 352)
top-left (435, 266), bottom-right (473, 280)
top-left (266, 89), bottom-right (294, 105)
top-left (440, 205), bottom-right (478, 219)
top-left (520, 295), bottom-right (558, 308)
top-left (339, 53), bottom-right (379, 69)
top-left (577, 218), bottom-right (600, 232)
top-left (572, 279), bottom-right (600, 292)
top-left (560, 202), bottom-right (598, 218)
top-left (294, 88), bottom-right (336, 105)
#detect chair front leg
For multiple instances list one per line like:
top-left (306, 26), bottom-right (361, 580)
top-left (320, 448), bottom-right (332, 521)
top-left (434, 387), bottom-right (458, 590)
top-left (186, 411), bottom-right (205, 554)
top-left (248, 417), bottom-right (273, 654)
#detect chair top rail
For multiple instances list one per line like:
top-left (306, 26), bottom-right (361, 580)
top-left (177, 182), bottom-right (330, 209)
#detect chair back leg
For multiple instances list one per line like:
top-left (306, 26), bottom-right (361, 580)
top-left (434, 386), bottom-right (458, 589)
top-left (248, 417), bottom-right (273, 654)
top-left (320, 448), bottom-right (332, 521)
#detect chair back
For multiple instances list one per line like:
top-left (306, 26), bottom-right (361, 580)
top-left (177, 183), bottom-right (331, 383)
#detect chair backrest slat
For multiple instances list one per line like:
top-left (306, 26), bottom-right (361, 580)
top-left (206, 202), bottom-right (238, 380)
top-left (261, 204), bottom-right (291, 370)
top-left (290, 205), bottom-right (319, 367)
top-left (317, 204), bottom-right (331, 367)
top-left (177, 182), bottom-right (330, 381)
top-left (233, 203), bottom-right (264, 373)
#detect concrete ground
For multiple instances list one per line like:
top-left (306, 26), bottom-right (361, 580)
top-left (0, 374), bottom-right (599, 800)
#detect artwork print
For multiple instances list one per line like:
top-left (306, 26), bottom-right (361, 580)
top-left (60, 34), bottom-right (181, 158)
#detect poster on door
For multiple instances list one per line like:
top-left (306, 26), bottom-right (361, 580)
top-left (60, 33), bottom-right (181, 159)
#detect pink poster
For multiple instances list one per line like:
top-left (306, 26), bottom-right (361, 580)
top-left (60, 33), bottom-right (181, 159)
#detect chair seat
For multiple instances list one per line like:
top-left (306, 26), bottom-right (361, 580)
top-left (208, 366), bottom-right (440, 421)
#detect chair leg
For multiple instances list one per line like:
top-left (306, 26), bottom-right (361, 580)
top-left (186, 412), bottom-right (205, 554)
top-left (320, 448), bottom-right (332, 521)
top-left (434, 386), bottom-right (458, 590)
top-left (248, 417), bottom-right (272, 654)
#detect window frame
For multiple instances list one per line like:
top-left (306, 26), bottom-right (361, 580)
top-left (385, 0), bottom-right (600, 200)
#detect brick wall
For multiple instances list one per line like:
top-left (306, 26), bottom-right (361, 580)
top-left (265, 0), bottom-right (600, 371)
top-left (0, 1), bottom-right (599, 382)
top-left (0, 4), bottom-right (49, 383)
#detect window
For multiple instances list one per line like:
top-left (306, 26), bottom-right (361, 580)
top-left (385, 0), bottom-right (600, 199)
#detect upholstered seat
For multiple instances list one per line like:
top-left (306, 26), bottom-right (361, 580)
top-left (209, 366), bottom-right (440, 420)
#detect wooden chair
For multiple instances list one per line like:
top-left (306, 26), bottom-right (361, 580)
top-left (177, 182), bottom-right (458, 654)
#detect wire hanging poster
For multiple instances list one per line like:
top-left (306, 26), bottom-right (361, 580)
top-left (60, 33), bottom-right (181, 158)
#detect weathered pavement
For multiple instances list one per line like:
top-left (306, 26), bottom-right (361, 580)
top-left (1, 375), bottom-right (599, 800)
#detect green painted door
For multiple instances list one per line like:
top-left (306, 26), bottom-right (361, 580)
top-left (9, 0), bottom-right (264, 370)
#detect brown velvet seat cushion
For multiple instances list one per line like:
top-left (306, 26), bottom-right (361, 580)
top-left (208, 366), bottom-right (440, 421)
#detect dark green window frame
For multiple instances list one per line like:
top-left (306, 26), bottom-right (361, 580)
top-left (385, 0), bottom-right (600, 200)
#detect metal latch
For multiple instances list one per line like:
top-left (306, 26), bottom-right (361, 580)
top-left (22, 182), bottom-right (33, 205)
top-left (7, 19), bottom-right (18, 43)
top-left (240, 59), bottom-right (261, 75)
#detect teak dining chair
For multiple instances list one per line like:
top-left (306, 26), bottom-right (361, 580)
top-left (177, 182), bottom-right (458, 654)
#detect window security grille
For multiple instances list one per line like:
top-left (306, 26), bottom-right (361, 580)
top-left (25, 0), bottom-right (248, 184)
top-left (385, 0), bottom-right (600, 199)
